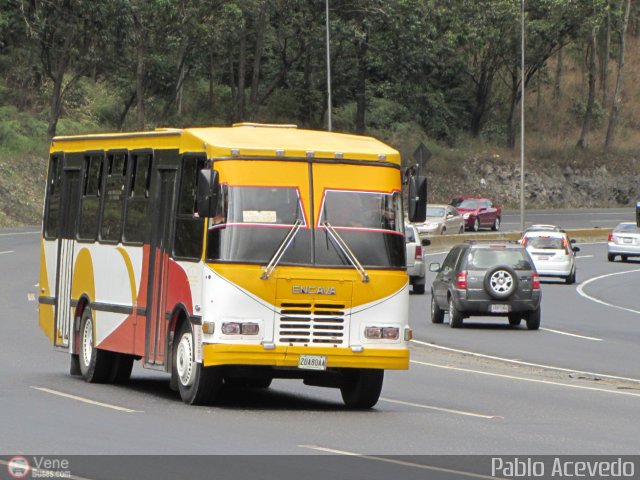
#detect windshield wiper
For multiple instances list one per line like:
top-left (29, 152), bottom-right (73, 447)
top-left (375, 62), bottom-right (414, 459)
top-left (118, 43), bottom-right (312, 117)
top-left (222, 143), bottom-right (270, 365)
top-left (261, 220), bottom-right (303, 280)
top-left (322, 221), bottom-right (369, 283)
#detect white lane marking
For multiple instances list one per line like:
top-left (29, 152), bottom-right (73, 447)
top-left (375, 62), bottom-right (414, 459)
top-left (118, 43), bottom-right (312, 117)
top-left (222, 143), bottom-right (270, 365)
top-left (380, 397), bottom-right (500, 419)
top-left (0, 250), bottom-right (14, 255)
top-left (0, 460), bottom-right (95, 480)
top-left (298, 445), bottom-right (504, 479)
top-left (410, 339), bottom-right (640, 384)
top-left (540, 327), bottom-right (602, 341)
top-left (410, 360), bottom-right (640, 398)
top-left (27, 293), bottom-right (36, 302)
top-left (576, 269), bottom-right (640, 316)
top-left (0, 231), bottom-right (40, 236)
top-left (31, 386), bottom-right (143, 413)
top-left (576, 255), bottom-right (593, 259)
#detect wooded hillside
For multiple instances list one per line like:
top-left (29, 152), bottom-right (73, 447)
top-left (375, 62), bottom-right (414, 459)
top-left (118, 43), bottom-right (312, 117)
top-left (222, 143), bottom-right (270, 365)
top-left (0, 1), bottom-right (639, 225)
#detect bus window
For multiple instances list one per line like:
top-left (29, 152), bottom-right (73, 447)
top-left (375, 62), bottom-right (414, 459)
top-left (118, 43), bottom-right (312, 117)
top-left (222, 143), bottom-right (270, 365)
top-left (173, 156), bottom-right (206, 260)
top-left (100, 152), bottom-right (128, 243)
top-left (78, 154), bottom-right (103, 241)
top-left (206, 186), bottom-right (311, 264)
top-left (44, 154), bottom-right (63, 239)
top-left (123, 152), bottom-right (152, 244)
top-left (316, 190), bottom-right (404, 268)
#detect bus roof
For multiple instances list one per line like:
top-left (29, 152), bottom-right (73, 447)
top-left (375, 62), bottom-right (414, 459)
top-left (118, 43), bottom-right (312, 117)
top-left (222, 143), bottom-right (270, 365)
top-left (51, 123), bottom-right (401, 165)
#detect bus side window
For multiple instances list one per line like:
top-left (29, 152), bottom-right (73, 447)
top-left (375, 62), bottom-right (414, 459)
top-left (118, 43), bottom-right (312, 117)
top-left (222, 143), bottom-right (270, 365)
top-left (100, 152), bottom-right (128, 243)
top-left (78, 154), bottom-right (103, 241)
top-left (44, 154), bottom-right (63, 239)
top-left (123, 152), bottom-right (152, 244)
top-left (173, 155), bottom-right (206, 260)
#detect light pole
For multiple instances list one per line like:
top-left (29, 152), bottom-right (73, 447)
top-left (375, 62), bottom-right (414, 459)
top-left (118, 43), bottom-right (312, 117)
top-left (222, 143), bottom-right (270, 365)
top-left (325, 0), bottom-right (332, 131)
top-left (519, 0), bottom-right (525, 232)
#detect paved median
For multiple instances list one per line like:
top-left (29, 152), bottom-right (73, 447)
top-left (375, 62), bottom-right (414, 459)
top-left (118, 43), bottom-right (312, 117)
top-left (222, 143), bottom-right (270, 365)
top-left (421, 227), bottom-right (612, 251)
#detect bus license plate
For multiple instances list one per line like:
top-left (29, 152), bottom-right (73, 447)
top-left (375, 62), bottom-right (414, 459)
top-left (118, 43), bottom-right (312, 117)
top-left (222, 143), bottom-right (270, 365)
top-left (491, 304), bottom-right (510, 313)
top-left (298, 355), bottom-right (327, 371)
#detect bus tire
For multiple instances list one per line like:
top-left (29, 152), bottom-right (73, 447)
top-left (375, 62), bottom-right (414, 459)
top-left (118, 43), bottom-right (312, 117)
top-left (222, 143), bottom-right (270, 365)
top-left (174, 322), bottom-right (223, 405)
top-left (78, 307), bottom-right (113, 383)
top-left (340, 368), bottom-right (384, 409)
top-left (109, 354), bottom-right (134, 384)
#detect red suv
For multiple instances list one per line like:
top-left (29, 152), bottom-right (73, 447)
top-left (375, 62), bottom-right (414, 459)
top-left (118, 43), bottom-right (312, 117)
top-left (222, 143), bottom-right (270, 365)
top-left (450, 196), bottom-right (502, 232)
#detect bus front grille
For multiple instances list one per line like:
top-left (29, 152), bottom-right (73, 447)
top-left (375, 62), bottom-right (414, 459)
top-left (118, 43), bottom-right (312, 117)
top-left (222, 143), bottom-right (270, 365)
top-left (278, 302), bottom-right (347, 345)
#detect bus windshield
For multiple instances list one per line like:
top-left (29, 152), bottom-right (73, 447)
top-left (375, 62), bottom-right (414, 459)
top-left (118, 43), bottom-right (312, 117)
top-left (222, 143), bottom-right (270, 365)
top-left (206, 187), bottom-right (405, 268)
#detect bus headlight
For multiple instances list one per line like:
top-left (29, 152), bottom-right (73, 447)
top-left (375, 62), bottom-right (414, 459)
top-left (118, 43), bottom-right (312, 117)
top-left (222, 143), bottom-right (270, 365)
top-left (221, 322), bottom-right (260, 335)
top-left (364, 326), bottom-right (399, 340)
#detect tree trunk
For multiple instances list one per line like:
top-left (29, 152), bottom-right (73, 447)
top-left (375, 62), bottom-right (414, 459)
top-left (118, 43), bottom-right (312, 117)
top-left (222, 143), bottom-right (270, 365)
top-left (135, 30), bottom-right (146, 131)
top-left (236, 22), bottom-right (247, 121)
top-left (505, 71), bottom-right (519, 149)
top-left (118, 91), bottom-right (137, 131)
top-left (46, 35), bottom-right (72, 139)
top-left (553, 44), bottom-right (563, 99)
top-left (577, 29), bottom-right (597, 148)
top-left (605, 0), bottom-right (631, 147)
top-left (600, 3), bottom-right (611, 105)
top-left (354, 26), bottom-right (368, 135)
top-left (175, 44), bottom-right (188, 116)
top-left (209, 52), bottom-right (214, 109)
top-left (249, 1), bottom-right (267, 118)
top-left (470, 64), bottom-right (493, 136)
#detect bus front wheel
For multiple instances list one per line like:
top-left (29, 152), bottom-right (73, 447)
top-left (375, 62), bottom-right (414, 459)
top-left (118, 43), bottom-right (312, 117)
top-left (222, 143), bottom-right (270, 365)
top-left (78, 307), bottom-right (113, 383)
top-left (174, 322), bottom-right (223, 405)
top-left (340, 368), bottom-right (384, 409)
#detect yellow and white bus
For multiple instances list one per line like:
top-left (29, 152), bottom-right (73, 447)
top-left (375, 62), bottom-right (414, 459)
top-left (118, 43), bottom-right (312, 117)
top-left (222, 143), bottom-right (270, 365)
top-left (38, 123), bottom-right (427, 408)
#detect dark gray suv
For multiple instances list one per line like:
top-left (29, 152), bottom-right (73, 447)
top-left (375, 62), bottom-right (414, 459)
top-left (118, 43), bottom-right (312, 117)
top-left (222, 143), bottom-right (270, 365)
top-left (429, 241), bottom-right (541, 330)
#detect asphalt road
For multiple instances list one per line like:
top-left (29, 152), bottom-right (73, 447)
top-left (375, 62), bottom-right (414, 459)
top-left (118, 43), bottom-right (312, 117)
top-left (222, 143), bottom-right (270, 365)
top-left (1, 209), bottom-right (639, 479)
top-left (501, 207), bottom-right (635, 231)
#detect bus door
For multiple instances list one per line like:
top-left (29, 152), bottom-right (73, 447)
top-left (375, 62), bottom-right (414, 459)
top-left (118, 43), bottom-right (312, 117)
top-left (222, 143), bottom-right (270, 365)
top-left (53, 168), bottom-right (81, 349)
top-left (145, 168), bottom-right (177, 367)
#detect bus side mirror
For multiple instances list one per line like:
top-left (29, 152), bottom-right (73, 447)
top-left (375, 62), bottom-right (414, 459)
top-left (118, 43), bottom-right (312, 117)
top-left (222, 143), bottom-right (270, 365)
top-left (636, 201), bottom-right (640, 228)
top-left (197, 169), bottom-right (220, 218)
top-left (408, 175), bottom-right (427, 223)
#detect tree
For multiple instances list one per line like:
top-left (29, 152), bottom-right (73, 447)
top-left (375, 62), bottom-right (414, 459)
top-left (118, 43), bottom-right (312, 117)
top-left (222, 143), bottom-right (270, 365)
top-left (605, 0), bottom-right (632, 147)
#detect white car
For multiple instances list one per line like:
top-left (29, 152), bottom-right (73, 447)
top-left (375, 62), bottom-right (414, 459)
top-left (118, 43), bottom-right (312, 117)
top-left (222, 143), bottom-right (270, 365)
top-left (415, 204), bottom-right (464, 236)
top-left (608, 222), bottom-right (640, 262)
top-left (405, 223), bottom-right (427, 294)
top-left (521, 231), bottom-right (580, 284)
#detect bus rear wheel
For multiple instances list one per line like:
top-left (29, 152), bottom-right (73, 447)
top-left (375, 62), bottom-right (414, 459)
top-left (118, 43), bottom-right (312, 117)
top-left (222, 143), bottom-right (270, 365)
top-left (174, 322), bottom-right (223, 405)
top-left (340, 369), bottom-right (384, 409)
top-left (78, 307), bottom-right (114, 383)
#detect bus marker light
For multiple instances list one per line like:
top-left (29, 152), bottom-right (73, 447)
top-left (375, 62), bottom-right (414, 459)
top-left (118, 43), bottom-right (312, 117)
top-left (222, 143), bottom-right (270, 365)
top-left (404, 328), bottom-right (413, 341)
top-left (202, 322), bottom-right (215, 335)
top-left (351, 345), bottom-right (364, 353)
top-left (261, 342), bottom-right (275, 350)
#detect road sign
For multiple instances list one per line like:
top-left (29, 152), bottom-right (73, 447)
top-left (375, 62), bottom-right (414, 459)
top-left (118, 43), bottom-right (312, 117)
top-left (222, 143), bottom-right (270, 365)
top-left (413, 142), bottom-right (432, 167)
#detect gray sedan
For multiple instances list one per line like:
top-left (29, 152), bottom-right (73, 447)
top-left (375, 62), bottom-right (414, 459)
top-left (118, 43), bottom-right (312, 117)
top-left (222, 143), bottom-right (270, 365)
top-left (415, 204), bottom-right (464, 236)
top-left (608, 222), bottom-right (640, 262)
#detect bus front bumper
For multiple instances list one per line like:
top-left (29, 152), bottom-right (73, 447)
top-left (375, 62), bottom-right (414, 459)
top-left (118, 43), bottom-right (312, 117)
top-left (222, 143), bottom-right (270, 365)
top-left (202, 344), bottom-right (409, 370)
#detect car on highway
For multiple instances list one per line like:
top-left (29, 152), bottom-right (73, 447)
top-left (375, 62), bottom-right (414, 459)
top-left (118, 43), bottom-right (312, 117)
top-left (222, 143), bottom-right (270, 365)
top-left (429, 240), bottom-right (541, 329)
top-left (450, 196), bottom-right (502, 232)
top-left (521, 231), bottom-right (579, 284)
top-left (523, 224), bottom-right (565, 234)
top-left (607, 222), bottom-right (640, 262)
top-left (405, 223), bottom-right (427, 294)
top-left (415, 204), bottom-right (465, 236)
